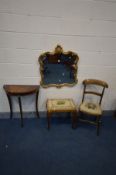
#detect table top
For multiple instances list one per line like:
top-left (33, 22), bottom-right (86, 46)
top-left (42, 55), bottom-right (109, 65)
top-left (3, 85), bottom-right (39, 96)
top-left (47, 99), bottom-right (77, 112)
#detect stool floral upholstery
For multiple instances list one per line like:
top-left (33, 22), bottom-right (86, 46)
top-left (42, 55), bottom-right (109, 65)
top-left (47, 99), bottom-right (76, 112)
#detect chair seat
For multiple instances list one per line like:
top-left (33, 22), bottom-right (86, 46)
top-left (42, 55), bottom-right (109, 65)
top-left (80, 102), bottom-right (102, 116)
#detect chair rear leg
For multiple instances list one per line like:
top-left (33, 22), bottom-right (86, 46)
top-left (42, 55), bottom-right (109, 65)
top-left (96, 116), bottom-right (101, 136)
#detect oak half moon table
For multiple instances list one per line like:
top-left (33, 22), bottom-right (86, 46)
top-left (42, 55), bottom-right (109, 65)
top-left (3, 85), bottom-right (40, 127)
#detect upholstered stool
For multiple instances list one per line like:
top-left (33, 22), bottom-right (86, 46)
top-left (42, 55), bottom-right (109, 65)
top-left (46, 99), bottom-right (78, 129)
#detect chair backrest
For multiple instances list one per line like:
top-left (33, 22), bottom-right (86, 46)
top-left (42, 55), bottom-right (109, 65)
top-left (82, 79), bottom-right (108, 105)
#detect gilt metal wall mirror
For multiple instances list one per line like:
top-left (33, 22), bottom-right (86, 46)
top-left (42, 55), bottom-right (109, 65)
top-left (38, 45), bottom-right (79, 88)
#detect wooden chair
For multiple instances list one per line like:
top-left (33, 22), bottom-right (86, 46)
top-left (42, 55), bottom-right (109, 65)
top-left (79, 79), bottom-right (108, 136)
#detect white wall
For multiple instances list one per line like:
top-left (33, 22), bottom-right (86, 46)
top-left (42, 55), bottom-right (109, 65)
top-left (0, 0), bottom-right (116, 112)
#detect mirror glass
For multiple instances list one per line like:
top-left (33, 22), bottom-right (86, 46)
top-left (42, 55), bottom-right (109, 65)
top-left (39, 45), bottom-right (79, 88)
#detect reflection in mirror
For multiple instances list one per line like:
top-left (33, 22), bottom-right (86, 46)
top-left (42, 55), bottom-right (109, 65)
top-left (39, 45), bottom-right (79, 88)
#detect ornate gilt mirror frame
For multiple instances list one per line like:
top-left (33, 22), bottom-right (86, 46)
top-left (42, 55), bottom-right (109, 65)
top-left (38, 45), bottom-right (79, 88)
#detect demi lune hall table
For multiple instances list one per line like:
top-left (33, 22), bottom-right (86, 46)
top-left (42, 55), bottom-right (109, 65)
top-left (3, 85), bottom-right (40, 127)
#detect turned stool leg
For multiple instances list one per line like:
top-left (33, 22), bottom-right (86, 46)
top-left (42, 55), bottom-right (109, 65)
top-left (18, 97), bottom-right (23, 128)
top-left (47, 111), bottom-right (51, 129)
top-left (72, 111), bottom-right (77, 129)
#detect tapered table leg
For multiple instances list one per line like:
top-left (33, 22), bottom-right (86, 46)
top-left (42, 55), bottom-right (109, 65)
top-left (18, 97), bottom-right (23, 128)
top-left (7, 94), bottom-right (13, 119)
top-left (36, 90), bottom-right (39, 118)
